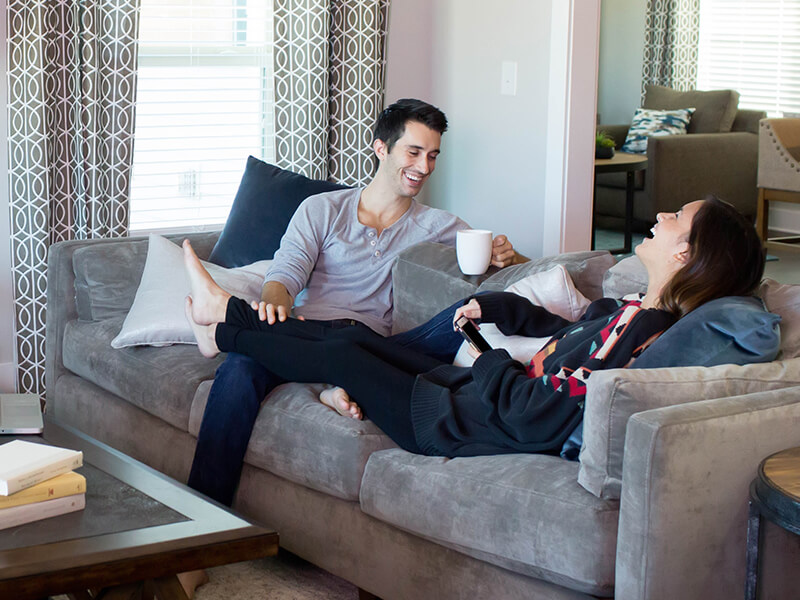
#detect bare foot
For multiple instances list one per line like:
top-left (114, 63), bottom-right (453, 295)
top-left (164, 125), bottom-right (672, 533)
top-left (182, 239), bottom-right (231, 325)
top-left (185, 296), bottom-right (221, 358)
top-left (177, 569), bottom-right (209, 599)
top-left (319, 387), bottom-right (362, 420)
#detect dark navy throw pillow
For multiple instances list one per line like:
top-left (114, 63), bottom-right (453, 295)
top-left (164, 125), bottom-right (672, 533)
top-left (209, 156), bottom-right (349, 267)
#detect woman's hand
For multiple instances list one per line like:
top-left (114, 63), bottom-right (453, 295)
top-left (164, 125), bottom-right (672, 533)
top-left (453, 298), bottom-right (482, 328)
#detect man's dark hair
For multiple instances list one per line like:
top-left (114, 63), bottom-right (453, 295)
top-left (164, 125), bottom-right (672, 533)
top-left (373, 98), bottom-right (448, 152)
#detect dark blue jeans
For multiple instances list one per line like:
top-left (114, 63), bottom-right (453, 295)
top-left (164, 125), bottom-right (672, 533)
top-left (187, 300), bottom-right (465, 505)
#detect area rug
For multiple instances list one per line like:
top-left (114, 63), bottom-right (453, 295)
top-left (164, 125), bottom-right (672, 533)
top-left (51, 551), bottom-right (357, 600)
top-left (195, 551), bottom-right (357, 600)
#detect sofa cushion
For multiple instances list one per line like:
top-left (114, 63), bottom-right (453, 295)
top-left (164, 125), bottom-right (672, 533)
top-left (602, 255), bottom-right (647, 299)
top-left (72, 233), bottom-right (219, 322)
top-left (578, 358), bottom-right (800, 499)
top-left (63, 318), bottom-right (222, 431)
top-left (209, 157), bottom-right (349, 268)
top-left (643, 84), bottom-right (740, 133)
top-left (190, 380), bottom-right (397, 501)
top-left (621, 107), bottom-right (694, 154)
top-left (359, 449), bottom-right (619, 597)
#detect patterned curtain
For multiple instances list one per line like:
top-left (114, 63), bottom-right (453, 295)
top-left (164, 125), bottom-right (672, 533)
top-left (274, 0), bottom-right (390, 186)
top-left (641, 0), bottom-right (700, 96)
top-left (7, 1), bottom-right (140, 393)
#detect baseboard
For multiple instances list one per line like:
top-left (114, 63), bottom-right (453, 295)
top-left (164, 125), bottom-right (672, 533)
top-left (770, 205), bottom-right (800, 237)
top-left (0, 362), bottom-right (16, 393)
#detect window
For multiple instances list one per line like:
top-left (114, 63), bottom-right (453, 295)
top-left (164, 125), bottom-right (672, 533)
top-left (697, 0), bottom-right (800, 117)
top-left (130, 0), bottom-right (275, 233)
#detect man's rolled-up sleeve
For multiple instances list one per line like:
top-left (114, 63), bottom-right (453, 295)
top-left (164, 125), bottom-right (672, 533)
top-left (265, 200), bottom-right (325, 299)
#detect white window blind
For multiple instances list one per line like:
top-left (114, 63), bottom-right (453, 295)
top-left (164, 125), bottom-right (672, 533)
top-left (697, 0), bottom-right (800, 117)
top-left (130, 0), bottom-right (275, 233)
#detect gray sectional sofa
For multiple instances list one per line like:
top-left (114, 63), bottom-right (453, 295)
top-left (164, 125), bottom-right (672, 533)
top-left (46, 232), bottom-right (800, 599)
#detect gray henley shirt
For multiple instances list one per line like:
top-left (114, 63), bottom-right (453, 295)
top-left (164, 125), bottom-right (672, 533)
top-left (265, 187), bottom-right (468, 336)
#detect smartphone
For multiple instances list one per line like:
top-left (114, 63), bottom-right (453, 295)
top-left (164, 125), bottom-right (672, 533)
top-left (455, 315), bottom-right (492, 354)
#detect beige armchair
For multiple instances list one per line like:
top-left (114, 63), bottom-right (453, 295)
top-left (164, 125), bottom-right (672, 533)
top-left (595, 85), bottom-right (765, 232)
top-left (756, 118), bottom-right (800, 244)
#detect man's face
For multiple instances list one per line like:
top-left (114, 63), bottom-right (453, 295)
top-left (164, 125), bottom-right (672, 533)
top-left (375, 120), bottom-right (441, 198)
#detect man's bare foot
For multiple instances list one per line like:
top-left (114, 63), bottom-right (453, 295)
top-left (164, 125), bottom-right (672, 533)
top-left (182, 239), bottom-right (231, 325)
top-left (319, 387), bottom-right (362, 420)
top-left (177, 569), bottom-right (209, 599)
top-left (185, 296), bottom-right (221, 358)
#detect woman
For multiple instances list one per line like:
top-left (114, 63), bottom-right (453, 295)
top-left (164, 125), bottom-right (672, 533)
top-left (182, 196), bottom-right (765, 457)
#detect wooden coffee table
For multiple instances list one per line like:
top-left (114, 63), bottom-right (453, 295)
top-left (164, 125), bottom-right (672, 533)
top-left (0, 419), bottom-right (278, 599)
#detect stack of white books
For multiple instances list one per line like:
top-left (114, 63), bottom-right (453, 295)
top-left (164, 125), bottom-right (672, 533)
top-left (0, 439), bottom-right (85, 530)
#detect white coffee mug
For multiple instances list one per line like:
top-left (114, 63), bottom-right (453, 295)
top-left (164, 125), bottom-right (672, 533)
top-left (456, 229), bottom-right (493, 275)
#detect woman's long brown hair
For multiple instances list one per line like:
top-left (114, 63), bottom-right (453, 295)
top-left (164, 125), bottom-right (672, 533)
top-left (659, 196), bottom-right (766, 318)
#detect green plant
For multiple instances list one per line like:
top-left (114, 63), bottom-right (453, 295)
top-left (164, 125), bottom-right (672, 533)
top-left (596, 130), bottom-right (615, 148)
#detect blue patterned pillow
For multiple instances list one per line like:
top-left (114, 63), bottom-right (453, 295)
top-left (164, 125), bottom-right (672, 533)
top-left (620, 107), bottom-right (695, 154)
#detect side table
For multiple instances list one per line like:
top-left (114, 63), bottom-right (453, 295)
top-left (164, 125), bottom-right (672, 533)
top-left (593, 152), bottom-right (648, 255)
top-left (746, 446), bottom-right (800, 599)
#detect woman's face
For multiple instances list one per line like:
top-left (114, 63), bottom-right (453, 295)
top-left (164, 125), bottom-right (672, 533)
top-left (635, 200), bottom-right (705, 268)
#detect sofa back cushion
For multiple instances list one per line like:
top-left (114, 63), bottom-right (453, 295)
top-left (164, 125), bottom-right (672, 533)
top-left (643, 84), bottom-right (740, 133)
top-left (72, 233), bottom-right (218, 322)
top-left (391, 244), bottom-right (615, 334)
top-left (477, 250), bottom-right (616, 300)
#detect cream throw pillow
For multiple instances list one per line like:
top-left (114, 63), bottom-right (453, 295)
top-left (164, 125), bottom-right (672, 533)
top-left (111, 234), bottom-right (271, 348)
top-left (453, 264), bottom-right (592, 367)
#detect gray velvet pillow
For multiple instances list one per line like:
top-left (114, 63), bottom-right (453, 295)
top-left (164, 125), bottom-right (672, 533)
top-left (643, 84), bottom-right (740, 133)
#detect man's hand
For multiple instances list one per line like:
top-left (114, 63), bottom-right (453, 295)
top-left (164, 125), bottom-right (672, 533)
top-left (255, 281), bottom-right (297, 324)
top-left (491, 235), bottom-right (516, 268)
top-left (249, 300), bottom-right (291, 324)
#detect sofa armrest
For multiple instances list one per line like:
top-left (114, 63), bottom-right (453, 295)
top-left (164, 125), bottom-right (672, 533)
top-left (732, 108), bottom-right (767, 134)
top-left (45, 232), bottom-right (219, 405)
top-left (578, 358), bottom-right (800, 498)
top-left (647, 131), bottom-right (759, 218)
top-left (616, 388), bottom-right (800, 600)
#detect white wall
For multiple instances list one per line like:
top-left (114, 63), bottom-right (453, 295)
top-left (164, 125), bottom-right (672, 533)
top-left (596, 0), bottom-right (646, 126)
top-left (0, 0), bottom-right (18, 392)
top-left (385, 0), bottom-right (555, 259)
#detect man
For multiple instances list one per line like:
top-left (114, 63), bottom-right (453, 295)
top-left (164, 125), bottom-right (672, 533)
top-left (188, 98), bottom-right (524, 505)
